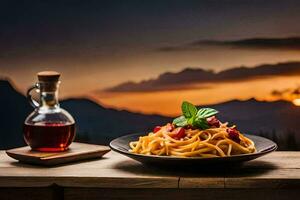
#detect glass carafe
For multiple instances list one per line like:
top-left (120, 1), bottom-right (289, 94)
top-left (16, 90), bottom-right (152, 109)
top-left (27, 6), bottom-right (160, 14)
top-left (23, 71), bottom-right (76, 152)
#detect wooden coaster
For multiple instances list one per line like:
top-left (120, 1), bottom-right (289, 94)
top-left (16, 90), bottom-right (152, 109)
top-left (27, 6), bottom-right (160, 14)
top-left (6, 142), bottom-right (111, 166)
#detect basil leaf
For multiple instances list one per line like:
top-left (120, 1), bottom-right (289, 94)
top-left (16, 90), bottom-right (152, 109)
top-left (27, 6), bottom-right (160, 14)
top-left (173, 101), bottom-right (219, 129)
top-left (187, 115), bottom-right (196, 125)
top-left (173, 116), bottom-right (188, 127)
top-left (194, 117), bottom-right (210, 130)
top-left (181, 101), bottom-right (197, 118)
top-left (197, 108), bottom-right (218, 119)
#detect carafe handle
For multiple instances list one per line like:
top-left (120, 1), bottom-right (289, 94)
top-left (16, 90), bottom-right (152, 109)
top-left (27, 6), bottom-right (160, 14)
top-left (27, 83), bottom-right (40, 108)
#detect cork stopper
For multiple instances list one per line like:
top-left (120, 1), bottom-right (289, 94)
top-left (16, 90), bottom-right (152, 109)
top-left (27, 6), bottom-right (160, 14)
top-left (37, 71), bottom-right (60, 82)
top-left (37, 71), bottom-right (61, 92)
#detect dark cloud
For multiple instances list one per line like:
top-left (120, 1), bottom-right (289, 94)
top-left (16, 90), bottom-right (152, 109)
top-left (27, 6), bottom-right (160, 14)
top-left (2, 0), bottom-right (300, 64)
top-left (157, 37), bottom-right (300, 52)
top-left (106, 62), bottom-right (300, 92)
top-left (271, 87), bottom-right (300, 97)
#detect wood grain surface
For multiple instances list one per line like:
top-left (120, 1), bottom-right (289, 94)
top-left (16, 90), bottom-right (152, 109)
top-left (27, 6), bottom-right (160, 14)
top-left (1, 151), bottom-right (300, 199)
top-left (5, 142), bottom-right (110, 166)
top-left (64, 188), bottom-right (300, 200)
top-left (1, 151), bottom-right (300, 188)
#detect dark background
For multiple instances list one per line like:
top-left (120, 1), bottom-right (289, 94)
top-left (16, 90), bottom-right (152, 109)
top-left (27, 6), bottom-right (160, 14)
top-left (1, 0), bottom-right (300, 150)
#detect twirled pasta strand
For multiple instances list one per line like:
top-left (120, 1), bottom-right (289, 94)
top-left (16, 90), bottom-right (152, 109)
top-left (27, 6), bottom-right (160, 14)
top-left (129, 125), bottom-right (256, 157)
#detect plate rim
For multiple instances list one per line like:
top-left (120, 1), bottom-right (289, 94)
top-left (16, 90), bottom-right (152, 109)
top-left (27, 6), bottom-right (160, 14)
top-left (109, 133), bottom-right (278, 160)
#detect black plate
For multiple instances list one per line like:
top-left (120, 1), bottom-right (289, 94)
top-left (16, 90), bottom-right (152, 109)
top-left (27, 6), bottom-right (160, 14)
top-left (109, 133), bottom-right (277, 166)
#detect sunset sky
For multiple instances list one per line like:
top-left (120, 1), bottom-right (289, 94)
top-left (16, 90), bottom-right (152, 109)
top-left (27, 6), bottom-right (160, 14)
top-left (1, 0), bottom-right (300, 116)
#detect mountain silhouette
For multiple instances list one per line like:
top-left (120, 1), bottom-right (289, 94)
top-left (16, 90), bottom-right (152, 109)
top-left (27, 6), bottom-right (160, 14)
top-left (61, 99), bottom-right (171, 144)
top-left (0, 79), bottom-right (31, 149)
top-left (106, 62), bottom-right (300, 92)
top-left (1, 79), bottom-right (300, 150)
top-left (0, 79), bottom-right (170, 150)
top-left (204, 98), bottom-right (299, 135)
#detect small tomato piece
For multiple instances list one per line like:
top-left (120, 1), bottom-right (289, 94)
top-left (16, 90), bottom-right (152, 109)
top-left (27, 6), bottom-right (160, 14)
top-left (227, 128), bottom-right (240, 143)
top-left (173, 127), bottom-right (186, 140)
top-left (153, 126), bottom-right (161, 133)
top-left (207, 116), bottom-right (220, 128)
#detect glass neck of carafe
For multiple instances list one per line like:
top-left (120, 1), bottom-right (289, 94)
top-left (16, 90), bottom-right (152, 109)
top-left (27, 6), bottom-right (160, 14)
top-left (39, 81), bottom-right (60, 109)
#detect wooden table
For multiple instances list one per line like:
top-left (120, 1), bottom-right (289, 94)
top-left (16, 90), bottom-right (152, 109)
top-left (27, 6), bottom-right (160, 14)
top-left (0, 151), bottom-right (299, 200)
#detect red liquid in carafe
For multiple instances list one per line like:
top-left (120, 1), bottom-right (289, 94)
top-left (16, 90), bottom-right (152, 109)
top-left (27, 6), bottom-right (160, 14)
top-left (23, 122), bottom-right (76, 152)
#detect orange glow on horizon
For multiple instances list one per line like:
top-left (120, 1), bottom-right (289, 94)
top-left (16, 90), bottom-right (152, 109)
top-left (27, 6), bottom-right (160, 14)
top-left (89, 76), bottom-right (300, 116)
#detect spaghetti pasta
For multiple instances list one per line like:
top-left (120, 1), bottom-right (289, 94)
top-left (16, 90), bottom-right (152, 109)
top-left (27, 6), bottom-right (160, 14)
top-left (129, 123), bottom-right (256, 157)
top-left (129, 101), bottom-right (256, 157)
